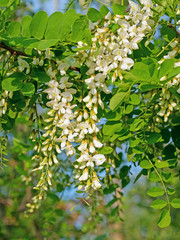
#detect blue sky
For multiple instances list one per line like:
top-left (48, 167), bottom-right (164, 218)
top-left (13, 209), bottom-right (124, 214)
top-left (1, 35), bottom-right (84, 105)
top-left (30, 0), bottom-right (99, 15)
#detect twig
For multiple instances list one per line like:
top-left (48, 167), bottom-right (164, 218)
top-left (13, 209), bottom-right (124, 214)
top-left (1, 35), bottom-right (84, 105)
top-left (0, 41), bottom-right (81, 72)
top-left (0, 42), bottom-right (28, 57)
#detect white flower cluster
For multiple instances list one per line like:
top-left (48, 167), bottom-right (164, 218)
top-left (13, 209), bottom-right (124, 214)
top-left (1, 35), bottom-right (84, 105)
top-left (36, 60), bottom-right (106, 192)
top-left (156, 61), bottom-right (180, 122)
top-left (81, 0), bottom-right (153, 82)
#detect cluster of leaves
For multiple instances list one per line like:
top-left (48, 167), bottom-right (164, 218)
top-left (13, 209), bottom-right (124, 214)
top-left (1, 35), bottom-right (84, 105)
top-left (0, 0), bottom-right (180, 229)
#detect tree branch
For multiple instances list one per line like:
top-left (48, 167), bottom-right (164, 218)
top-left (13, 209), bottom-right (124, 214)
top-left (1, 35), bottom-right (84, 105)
top-left (0, 42), bottom-right (28, 57)
top-left (0, 41), bottom-right (81, 72)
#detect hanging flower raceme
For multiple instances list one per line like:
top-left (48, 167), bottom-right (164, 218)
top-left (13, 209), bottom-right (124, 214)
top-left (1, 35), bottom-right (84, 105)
top-left (79, 0), bottom-right (153, 82)
top-left (29, 0), bottom-right (154, 201)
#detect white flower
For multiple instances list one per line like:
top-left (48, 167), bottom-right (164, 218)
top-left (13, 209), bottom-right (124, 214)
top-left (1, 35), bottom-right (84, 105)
top-left (55, 144), bottom-right (61, 154)
top-left (53, 154), bottom-right (58, 164)
top-left (140, 0), bottom-right (153, 8)
top-left (87, 159), bottom-right (94, 168)
top-left (48, 80), bottom-right (59, 88)
top-left (18, 57), bottom-right (30, 74)
top-left (83, 110), bottom-right (89, 119)
top-left (45, 48), bottom-right (54, 59)
top-left (121, 58), bottom-right (134, 70)
top-left (89, 142), bottom-right (95, 153)
top-left (78, 141), bottom-right (88, 152)
top-left (61, 92), bottom-right (73, 102)
top-left (66, 144), bottom-right (76, 156)
top-left (46, 99), bottom-right (59, 108)
top-left (77, 152), bottom-right (89, 163)
top-left (95, 73), bottom-right (106, 82)
top-left (79, 168), bottom-right (89, 181)
top-left (129, 0), bottom-right (140, 13)
top-left (57, 62), bottom-right (70, 75)
top-left (59, 77), bottom-right (72, 89)
top-left (92, 178), bottom-right (101, 189)
top-left (93, 154), bottom-right (106, 166)
top-left (83, 95), bottom-right (91, 102)
top-left (93, 138), bottom-right (103, 148)
top-left (44, 87), bottom-right (61, 101)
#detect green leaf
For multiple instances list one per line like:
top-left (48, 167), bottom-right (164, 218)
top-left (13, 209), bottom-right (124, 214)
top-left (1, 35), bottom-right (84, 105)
top-left (109, 92), bottom-right (126, 111)
top-left (30, 11), bottom-right (48, 39)
top-left (171, 198), bottom-right (180, 208)
top-left (111, 206), bottom-right (119, 217)
top-left (45, 11), bottom-right (63, 39)
top-left (125, 105), bottom-right (133, 114)
top-left (169, 87), bottom-right (180, 100)
top-left (112, 4), bottom-right (126, 15)
top-left (58, 9), bottom-right (78, 41)
top-left (87, 8), bottom-right (102, 22)
top-left (139, 83), bottom-right (159, 92)
top-left (105, 108), bottom-right (122, 121)
top-left (161, 26), bottom-right (176, 42)
top-left (155, 160), bottom-right (169, 168)
top-left (163, 144), bottom-right (176, 160)
top-left (161, 172), bottom-right (172, 182)
top-left (118, 133), bottom-right (132, 141)
top-left (148, 172), bottom-right (160, 182)
top-left (47, 193), bottom-right (59, 202)
top-left (129, 138), bottom-right (140, 148)
top-left (2, 73), bottom-right (26, 91)
top-left (31, 69), bottom-right (50, 83)
top-left (106, 198), bottom-right (117, 208)
top-left (21, 38), bottom-right (40, 48)
top-left (21, 83), bottom-right (35, 96)
top-left (171, 125), bottom-right (180, 149)
top-left (120, 165), bottom-right (131, 179)
top-left (38, 39), bottom-right (58, 50)
top-left (72, 16), bottom-right (88, 42)
top-left (102, 122), bottom-right (122, 136)
top-left (147, 187), bottom-right (164, 197)
top-left (129, 94), bottom-right (140, 105)
top-left (100, 5), bottom-right (109, 16)
top-left (167, 67), bottom-right (180, 79)
top-left (154, 0), bottom-right (167, 7)
top-left (84, 28), bottom-right (92, 45)
top-left (95, 235), bottom-right (107, 240)
top-left (0, 0), bottom-right (9, 6)
top-left (140, 160), bottom-right (152, 169)
top-left (158, 210), bottom-right (171, 228)
top-left (145, 132), bottom-right (162, 144)
top-left (104, 184), bottom-right (118, 194)
top-left (151, 199), bottom-right (167, 209)
top-left (98, 146), bottom-right (113, 154)
top-left (159, 59), bottom-right (174, 78)
top-left (167, 187), bottom-right (175, 196)
top-left (21, 15), bottom-right (32, 38)
top-left (1, 115), bottom-right (15, 130)
top-left (129, 119), bottom-right (145, 132)
top-left (6, 21), bottom-right (21, 37)
top-left (161, 128), bottom-right (170, 143)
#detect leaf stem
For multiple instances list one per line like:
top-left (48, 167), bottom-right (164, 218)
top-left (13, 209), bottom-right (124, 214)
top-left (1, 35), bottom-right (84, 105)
top-left (95, 0), bottom-right (111, 8)
top-left (147, 157), bottom-right (170, 210)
